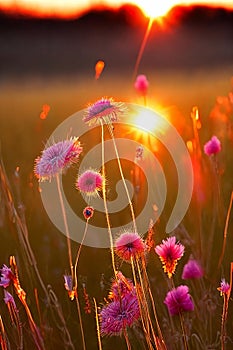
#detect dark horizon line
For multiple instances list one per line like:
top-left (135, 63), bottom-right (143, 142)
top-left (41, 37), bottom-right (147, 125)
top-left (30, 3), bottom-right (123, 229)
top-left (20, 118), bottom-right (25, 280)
top-left (0, 3), bottom-right (233, 23)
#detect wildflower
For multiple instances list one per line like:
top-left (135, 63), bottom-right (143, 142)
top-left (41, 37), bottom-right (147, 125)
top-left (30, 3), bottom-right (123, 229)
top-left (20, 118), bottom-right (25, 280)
top-left (64, 275), bottom-right (76, 300)
top-left (109, 271), bottom-right (135, 301)
top-left (76, 169), bottom-right (103, 196)
top-left (83, 206), bottom-right (94, 220)
top-left (164, 285), bottom-right (194, 316)
top-left (83, 97), bottom-right (125, 126)
top-left (100, 292), bottom-right (140, 335)
top-left (4, 290), bottom-right (16, 309)
top-left (204, 135), bottom-right (221, 156)
top-left (115, 232), bottom-right (146, 262)
top-left (182, 258), bottom-right (204, 280)
top-left (218, 279), bottom-right (231, 296)
top-left (0, 265), bottom-right (14, 288)
top-left (134, 74), bottom-right (149, 96)
top-left (155, 236), bottom-right (184, 278)
top-left (34, 137), bottom-right (82, 181)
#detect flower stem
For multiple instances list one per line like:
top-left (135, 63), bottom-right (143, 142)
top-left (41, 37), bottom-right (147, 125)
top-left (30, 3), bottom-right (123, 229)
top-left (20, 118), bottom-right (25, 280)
top-left (179, 312), bottom-right (189, 350)
top-left (55, 174), bottom-right (73, 280)
top-left (100, 121), bottom-right (118, 277)
top-left (74, 220), bottom-right (89, 350)
top-left (93, 298), bottom-right (102, 350)
top-left (107, 125), bottom-right (137, 233)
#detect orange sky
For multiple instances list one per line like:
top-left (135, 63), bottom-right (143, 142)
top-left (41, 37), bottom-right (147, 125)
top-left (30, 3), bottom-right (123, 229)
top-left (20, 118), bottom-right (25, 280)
top-left (1, 0), bottom-right (233, 19)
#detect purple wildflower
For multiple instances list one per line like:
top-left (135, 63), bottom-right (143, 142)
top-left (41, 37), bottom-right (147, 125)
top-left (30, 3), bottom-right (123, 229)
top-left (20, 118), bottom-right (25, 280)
top-left (76, 169), bottom-right (103, 197)
top-left (134, 74), bottom-right (149, 96)
top-left (100, 292), bottom-right (140, 335)
top-left (218, 279), bottom-right (231, 296)
top-left (83, 97), bottom-right (125, 126)
top-left (182, 258), bottom-right (204, 280)
top-left (34, 137), bottom-right (82, 181)
top-left (115, 232), bottom-right (146, 262)
top-left (155, 236), bottom-right (184, 278)
top-left (164, 285), bottom-right (194, 316)
top-left (204, 136), bottom-right (221, 156)
top-left (0, 265), bottom-right (14, 288)
top-left (4, 290), bottom-right (17, 309)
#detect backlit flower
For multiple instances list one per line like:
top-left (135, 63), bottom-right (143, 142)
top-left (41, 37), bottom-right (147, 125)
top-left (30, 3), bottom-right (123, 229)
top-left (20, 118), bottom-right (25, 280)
top-left (4, 290), bottom-right (16, 309)
top-left (164, 285), bottom-right (194, 316)
top-left (182, 258), bottom-right (204, 280)
top-left (204, 136), bottom-right (221, 156)
top-left (155, 236), bottom-right (184, 278)
top-left (109, 271), bottom-right (135, 301)
top-left (64, 275), bottom-right (76, 300)
top-left (34, 137), bottom-right (82, 181)
top-left (0, 265), bottom-right (14, 288)
top-left (218, 279), bottom-right (230, 296)
top-left (83, 97), bottom-right (125, 126)
top-left (83, 206), bottom-right (94, 220)
top-left (134, 74), bottom-right (149, 96)
top-left (100, 292), bottom-right (140, 335)
top-left (76, 169), bottom-right (103, 196)
top-left (115, 232), bottom-right (146, 262)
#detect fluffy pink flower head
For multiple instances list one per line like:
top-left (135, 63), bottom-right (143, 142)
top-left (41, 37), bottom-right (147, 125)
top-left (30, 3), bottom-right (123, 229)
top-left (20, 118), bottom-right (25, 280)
top-left (204, 136), bottom-right (221, 156)
top-left (164, 285), bottom-right (194, 316)
top-left (34, 137), bottom-right (82, 181)
top-left (182, 258), bottom-right (204, 280)
top-left (100, 292), bottom-right (140, 336)
top-left (155, 236), bottom-right (184, 278)
top-left (76, 169), bottom-right (103, 197)
top-left (218, 278), bottom-right (231, 296)
top-left (115, 232), bottom-right (146, 262)
top-left (83, 97), bottom-right (125, 126)
top-left (0, 265), bottom-right (14, 288)
top-left (134, 74), bottom-right (149, 96)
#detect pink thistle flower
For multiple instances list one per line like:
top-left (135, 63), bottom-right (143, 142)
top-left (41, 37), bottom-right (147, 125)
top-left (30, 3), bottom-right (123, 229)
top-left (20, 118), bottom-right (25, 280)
top-left (109, 271), bottom-right (135, 301)
top-left (83, 97), bottom-right (126, 126)
top-left (76, 169), bottom-right (103, 196)
top-left (100, 292), bottom-right (140, 335)
top-left (182, 258), bottom-right (204, 280)
top-left (134, 74), bottom-right (149, 96)
top-left (34, 137), bottom-right (82, 181)
top-left (164, 285), bottom-right (194, 316)
top-left (83, 206), bottom-right (94, 220)
top-left (218, 279), bottom-right (231, 296)
top-left (115, 232), bottom-right (146, 262)
top-left (155, 236), bottom-right (184, 278)
top-left (204, 136), bottom-right (221, 156)
top-left (0, 265), bottom-right (14, 288)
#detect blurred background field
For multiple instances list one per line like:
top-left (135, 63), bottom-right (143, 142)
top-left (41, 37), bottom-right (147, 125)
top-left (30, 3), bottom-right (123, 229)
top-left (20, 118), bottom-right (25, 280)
top-left (0, 4), bottom-right (233, 349)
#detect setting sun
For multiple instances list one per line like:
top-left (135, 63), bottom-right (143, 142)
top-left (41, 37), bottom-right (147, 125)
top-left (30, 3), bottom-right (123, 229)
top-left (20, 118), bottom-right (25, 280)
top-left (0, 0), bottom-right (233, 18)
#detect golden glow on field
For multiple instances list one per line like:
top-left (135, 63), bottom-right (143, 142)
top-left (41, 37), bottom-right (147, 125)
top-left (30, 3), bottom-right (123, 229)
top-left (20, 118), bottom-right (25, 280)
top-left (0, 0), bottom-right (233, 18)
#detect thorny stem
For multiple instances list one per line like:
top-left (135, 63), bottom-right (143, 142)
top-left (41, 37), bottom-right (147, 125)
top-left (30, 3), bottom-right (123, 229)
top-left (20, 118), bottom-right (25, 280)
top-left (55, 174), bottom-right (74, 281)
top-left (93, 298), bottom-right (102, 350)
